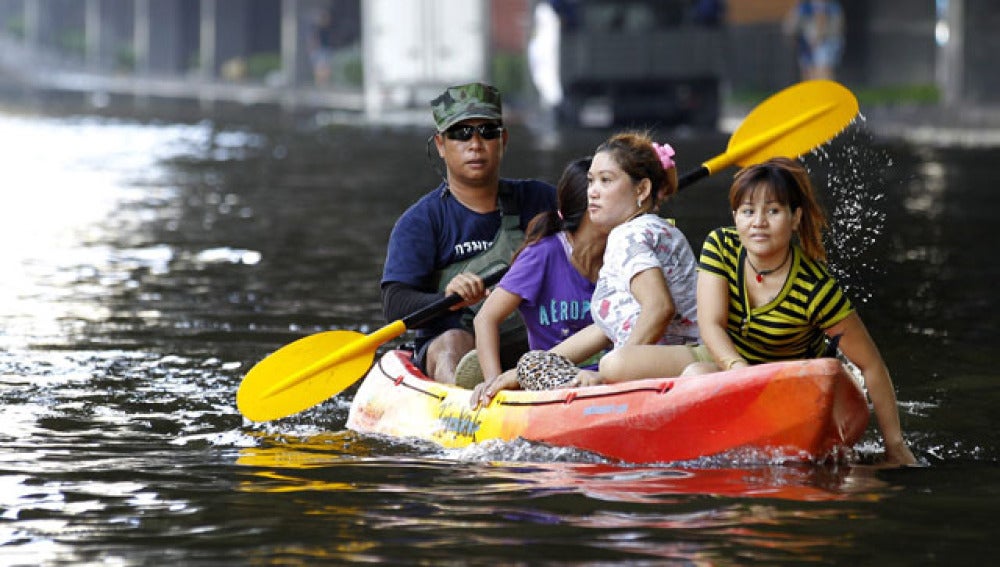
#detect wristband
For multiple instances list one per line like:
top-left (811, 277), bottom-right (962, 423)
top-left (723, 358), bottom-right (745, 370)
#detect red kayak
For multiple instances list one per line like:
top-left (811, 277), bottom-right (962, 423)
top-left (346, 350), bottom-right (870, 464)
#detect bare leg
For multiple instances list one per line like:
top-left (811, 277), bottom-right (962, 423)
top-left (681, 361), bottom-right (719, 376)
top-left (425, 328), bottom-right (475, 384)
top-left (598, 345), bottom-right (697, 382)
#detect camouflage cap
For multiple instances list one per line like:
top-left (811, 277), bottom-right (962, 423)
top-left (431, 82), bottom-right (503, 132)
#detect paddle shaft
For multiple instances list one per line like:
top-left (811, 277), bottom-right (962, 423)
top-left (259, 267), bottom-right (508, 399)
top-left (403, 267), bottom-right (508, 328)
top-left (677, 166), bottom-right (709, 190)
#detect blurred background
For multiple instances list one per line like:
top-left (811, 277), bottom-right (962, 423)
top-left (0, 0), bottom-right (992, 130)
top-left (1, 3), bottom-right (998, 564)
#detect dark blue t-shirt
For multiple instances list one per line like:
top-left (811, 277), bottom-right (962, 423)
top-left (382, 179), bottom-right (557, 288)
top-left (381, 179), bottom-right (557, 337)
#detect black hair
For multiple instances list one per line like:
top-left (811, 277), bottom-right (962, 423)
top-left (513, 156), bottom-right (592, 262)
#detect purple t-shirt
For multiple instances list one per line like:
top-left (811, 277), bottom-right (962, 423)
top-left (498, 233), bottom-right (595, 351)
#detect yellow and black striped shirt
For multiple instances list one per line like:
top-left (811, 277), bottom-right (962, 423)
top-left (698, 227), bottom-right (854, 363)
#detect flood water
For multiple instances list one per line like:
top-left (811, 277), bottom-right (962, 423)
top-left (0, 98), bottom-right (997, 565)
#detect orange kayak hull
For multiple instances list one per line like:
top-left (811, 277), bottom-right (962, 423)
top-left (346, 350), bottom-right (870, 464)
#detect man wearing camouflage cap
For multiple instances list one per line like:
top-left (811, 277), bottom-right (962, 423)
top-left (381, 82), bottom-right (557, 383)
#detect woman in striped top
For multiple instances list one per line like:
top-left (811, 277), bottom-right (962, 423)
top-left (688, 157), bottom-right (916, 465)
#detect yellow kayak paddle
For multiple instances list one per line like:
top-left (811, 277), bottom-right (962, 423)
top-left (678, 79), bottom-right (859, 188)
top-left (236, 79), bottom-right (860, 422)
top-left (237, 269), bottom-right (508, 422)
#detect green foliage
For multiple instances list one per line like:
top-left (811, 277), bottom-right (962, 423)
top-left (116, 45), bottom-right (135, 71)
top-left (343, 55), bottom-right (363, 87)
top-left (187, 51), bottom-right (201, 72)
top-left (5, 17), bottom-right (24, 39)
top-left (727, 88), bottom-right (770, 107)
top-left (491, 52), bottom-right (527, 98)
top-left (58, 29), bottom-right (86, 57)
top-left (246, 52), bottom-right (281, 79)
top-left (729, 84), bottom-right (941, 108)
top-left (855, 84), bottom-right (940, 106)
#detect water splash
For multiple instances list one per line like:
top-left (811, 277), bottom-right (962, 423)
top-left (445, 437), bottom-right (609, 464)
top-left (805, 116), bottom-right (892, 304)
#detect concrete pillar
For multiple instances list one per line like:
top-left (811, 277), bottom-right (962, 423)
top-left (199, 0), bottom-right (216, 79)
top-left (85, 0), bottom-right (100, 68)
top-left (23, 0), bottom-right (39, 47)
top-left (940, 0), bottom-right (963, 107)
top-left (134, 0), bottom-right (149, 74)
top-left (281, 0), bottom-right (301, 86)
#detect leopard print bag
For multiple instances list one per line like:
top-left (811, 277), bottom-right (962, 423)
top-left (516, 350), bottom-right (580, 391)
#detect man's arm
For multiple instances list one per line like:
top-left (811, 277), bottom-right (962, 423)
top-left (381, 282), bottom-right (444, 326)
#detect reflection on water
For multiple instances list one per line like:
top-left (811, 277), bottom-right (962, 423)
top-left (0, 106), bottom-right (996, 564)
top-left (233, 437), bottom-right (892, 563)
top-left (239, 436), bottom-right (887, 502)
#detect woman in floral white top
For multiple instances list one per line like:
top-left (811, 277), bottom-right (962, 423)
top-left (590, 211), bottom-right (699, 350)
top-left (474, 132), bottom-right (710, 405)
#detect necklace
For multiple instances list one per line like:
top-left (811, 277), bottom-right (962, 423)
top-left (624, 208), bottom-right (646, 224)
top-left (746, 249), bottom-right (791, 283)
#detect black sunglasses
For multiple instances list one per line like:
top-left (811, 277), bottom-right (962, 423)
top-left (443, 123), bottom-right (504, 141)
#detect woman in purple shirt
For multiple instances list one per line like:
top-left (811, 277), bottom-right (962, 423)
top-left (470, 158), bottom-right (607, 396)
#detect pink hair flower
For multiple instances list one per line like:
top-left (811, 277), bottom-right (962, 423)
top-left (652, 142), bottom-right (675, 171)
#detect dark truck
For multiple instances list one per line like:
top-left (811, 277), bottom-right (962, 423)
top-left (558, 0), bottom-right (724, 129)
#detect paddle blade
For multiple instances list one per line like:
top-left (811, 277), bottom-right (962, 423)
top-left (237, 330), bottom-right (374, 422)
top-left (680, 80), bottom-right (859, 189)
top-left (730, 80), bottom-right (858, 167)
